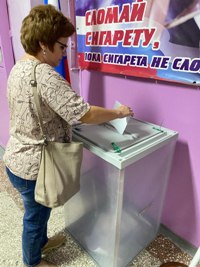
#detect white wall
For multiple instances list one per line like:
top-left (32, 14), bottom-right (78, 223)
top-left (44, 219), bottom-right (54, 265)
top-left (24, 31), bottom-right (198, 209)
top-left (7, 0), bottom-right (45, 61)
top-left (7, 0), bottom-right (31, 61)
top-left (7, 0), bottom-right (80, 93)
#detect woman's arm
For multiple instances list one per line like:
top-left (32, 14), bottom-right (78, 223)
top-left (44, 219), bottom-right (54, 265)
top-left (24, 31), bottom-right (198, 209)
top-left (79, 105), bottom-right (133, 124)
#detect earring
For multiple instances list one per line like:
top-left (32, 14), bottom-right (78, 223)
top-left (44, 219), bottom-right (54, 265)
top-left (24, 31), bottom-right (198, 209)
top-left (43, 49), bottom-right (46, 55)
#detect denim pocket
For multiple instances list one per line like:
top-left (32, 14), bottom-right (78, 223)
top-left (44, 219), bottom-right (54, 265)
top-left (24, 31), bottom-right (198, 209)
top-left (6, 167), bottom-right (28, 192)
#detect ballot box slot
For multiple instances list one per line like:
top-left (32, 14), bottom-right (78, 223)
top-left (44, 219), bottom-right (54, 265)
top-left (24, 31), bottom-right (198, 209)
top-left (73, 118), bottom-right (165, 153)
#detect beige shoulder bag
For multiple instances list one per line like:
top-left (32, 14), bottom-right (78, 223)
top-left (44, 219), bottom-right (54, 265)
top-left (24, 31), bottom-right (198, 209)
top-left (30, 62), bottom-right (83, 208)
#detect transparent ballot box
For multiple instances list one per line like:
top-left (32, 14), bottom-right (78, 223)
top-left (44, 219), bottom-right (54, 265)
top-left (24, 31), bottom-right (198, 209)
top-left (64, 118), bottom-right (178, 267)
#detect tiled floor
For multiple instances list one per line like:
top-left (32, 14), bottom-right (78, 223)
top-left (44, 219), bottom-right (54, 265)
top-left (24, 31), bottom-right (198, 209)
top-left (0, 152), bottom-right (199, 267)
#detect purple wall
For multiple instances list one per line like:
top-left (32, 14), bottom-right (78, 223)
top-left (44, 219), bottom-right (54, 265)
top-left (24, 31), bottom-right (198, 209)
top-left (79, 70), bottom-right (200, 247)
top-left (0, 0), bottom-right (14, 147)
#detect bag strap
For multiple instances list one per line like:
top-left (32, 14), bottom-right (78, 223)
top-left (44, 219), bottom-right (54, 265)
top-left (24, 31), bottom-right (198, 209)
top-left (30, 62), bottom-right (47, 144)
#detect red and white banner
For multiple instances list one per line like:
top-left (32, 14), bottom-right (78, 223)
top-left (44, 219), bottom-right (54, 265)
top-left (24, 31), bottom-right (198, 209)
top-left (75, 0), bottom-right (200, 86)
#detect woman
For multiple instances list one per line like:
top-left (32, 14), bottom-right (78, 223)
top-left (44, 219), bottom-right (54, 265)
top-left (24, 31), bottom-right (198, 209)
top-left (3, 5), bottom-right (133, 267)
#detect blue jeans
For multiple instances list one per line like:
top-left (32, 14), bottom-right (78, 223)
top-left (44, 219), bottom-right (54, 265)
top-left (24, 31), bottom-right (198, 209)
top-left (6, 167), bottom-right (52, 267)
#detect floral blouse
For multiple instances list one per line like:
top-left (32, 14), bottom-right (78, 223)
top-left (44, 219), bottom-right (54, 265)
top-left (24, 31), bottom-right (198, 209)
top-left (3, 59), bottom-right (90, 180)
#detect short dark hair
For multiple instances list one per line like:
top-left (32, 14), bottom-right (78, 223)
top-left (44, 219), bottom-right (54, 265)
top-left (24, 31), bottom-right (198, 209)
top-left (20, 4), bottom-right (75, 55)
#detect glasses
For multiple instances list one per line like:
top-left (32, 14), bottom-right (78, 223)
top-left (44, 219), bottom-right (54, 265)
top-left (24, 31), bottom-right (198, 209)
top-left (56, 40), bottom-right (68, 51)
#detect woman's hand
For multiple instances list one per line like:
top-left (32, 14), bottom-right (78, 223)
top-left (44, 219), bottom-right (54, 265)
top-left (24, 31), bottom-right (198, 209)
top-left (116, 105), bottom-right (134, 118)
top-left (80, 105), bottom-right (134, 124)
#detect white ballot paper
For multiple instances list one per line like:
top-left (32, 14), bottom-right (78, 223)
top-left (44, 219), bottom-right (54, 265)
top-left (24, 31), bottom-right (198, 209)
top-left (109, 101), bottom-right (130, 135)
